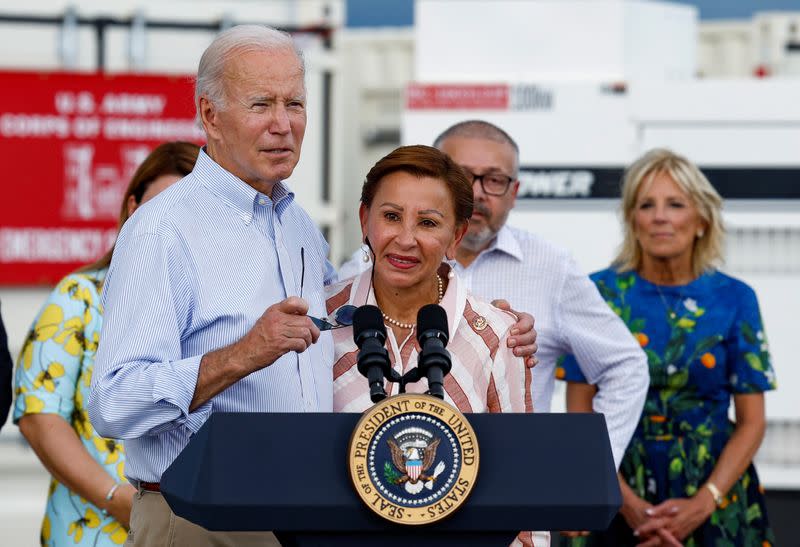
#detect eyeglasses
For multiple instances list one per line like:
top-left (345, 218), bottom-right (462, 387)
top-left (309, 304), bottom-right (358, 331)
top-left (299, 247), bottom-right (357, 331)
top-left (463, 169), bottom-right (515, 196)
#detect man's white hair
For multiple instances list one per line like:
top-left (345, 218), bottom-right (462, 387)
top-left (194, 24), bottom-right (305, 126)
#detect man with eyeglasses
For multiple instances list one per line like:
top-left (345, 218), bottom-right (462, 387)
top-left (342, 120), bottom-right (647, 472)
top-left (434, 120), bottom-right (648, 472)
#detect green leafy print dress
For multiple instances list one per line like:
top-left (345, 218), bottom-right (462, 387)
top-left (14, 270), bottom-right (130, 546)
top-left (558, 269), bottom-right (776, 547)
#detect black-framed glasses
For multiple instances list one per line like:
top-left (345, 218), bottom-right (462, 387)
top-left (299, 247), bottom-right (357, 331)
top-left (463, 169), bottom-right (515, 196)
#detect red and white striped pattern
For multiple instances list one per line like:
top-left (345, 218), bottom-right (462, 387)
top-left (406, 460), bottom-right (422, 481)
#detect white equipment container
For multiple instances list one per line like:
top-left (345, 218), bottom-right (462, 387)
top-left (406, 0), bottom-right (800, 489)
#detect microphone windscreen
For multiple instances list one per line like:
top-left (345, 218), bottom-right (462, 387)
top-left (417, 304), bottom-right (449, 341)
top-left (352, 305), bottom-right (385, 344)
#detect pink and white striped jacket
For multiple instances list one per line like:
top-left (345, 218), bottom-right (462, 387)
top-left (328, 267), bottom-right (547, 546)
top-left (327, 267), bottom-right (533, 414)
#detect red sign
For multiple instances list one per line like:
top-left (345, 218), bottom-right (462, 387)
top-left (406, 84), bottom-right (509, 110)
top-left (0, 71), bottom-right (205, 285)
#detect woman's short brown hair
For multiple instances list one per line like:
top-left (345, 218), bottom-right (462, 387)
top-left (613, 148), bottom-right (724, 277)
top-left (361, 145), bottom-right (473, 224)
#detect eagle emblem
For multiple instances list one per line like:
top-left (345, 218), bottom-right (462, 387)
top-left (385, 427), bottom-right (446, 494)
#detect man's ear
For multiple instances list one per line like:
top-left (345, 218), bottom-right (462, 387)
top-left (199, 96), bottom-right (222, 141)
top-left (510, 179), bottom-right (520, 204)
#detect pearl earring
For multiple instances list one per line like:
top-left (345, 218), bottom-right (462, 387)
top-left (361, 245), bottom-right (371, 262)
top-left (445, 258), bottom-right (456, 278)
top-left (697, 229), bottom-right (705, 238)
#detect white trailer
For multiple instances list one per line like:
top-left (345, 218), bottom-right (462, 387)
top-left (405, 0), bottom-right (800, 496)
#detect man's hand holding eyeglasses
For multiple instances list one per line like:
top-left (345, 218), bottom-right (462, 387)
top-left (246, 297), bottom-right (321, 363)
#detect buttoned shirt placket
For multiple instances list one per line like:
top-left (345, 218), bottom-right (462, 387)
top-left (256, 190), bottom-right (318, 412)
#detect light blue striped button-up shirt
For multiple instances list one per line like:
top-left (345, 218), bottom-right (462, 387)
top-left (88, 149), bottom-right (336, 482)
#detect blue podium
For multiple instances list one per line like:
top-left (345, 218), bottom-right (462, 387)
top-left (161, 412), bottom-right (620, 546)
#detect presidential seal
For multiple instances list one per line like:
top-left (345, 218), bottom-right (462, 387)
top-left (348, 393), bottom-right (479, 525)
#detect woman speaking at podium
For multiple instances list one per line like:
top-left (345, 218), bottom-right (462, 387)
top-left (327, 145), bottom-right (532, 414)
top-left (325, 145), bottom-right (542, 546)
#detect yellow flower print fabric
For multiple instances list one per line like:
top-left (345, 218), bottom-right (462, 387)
top-left (14, 270), bottom-right (130, 547)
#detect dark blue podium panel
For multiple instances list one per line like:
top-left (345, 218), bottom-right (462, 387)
top-left (161, 412), bottom-right (619, 537)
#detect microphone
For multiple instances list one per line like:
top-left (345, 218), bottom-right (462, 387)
top-left (416, 304), bottom-right (452, 400)
top-left (353, 305), bottom-right (392, 403)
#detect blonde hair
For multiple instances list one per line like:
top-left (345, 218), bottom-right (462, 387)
top-left (613, 148), bottom-right (724, 278)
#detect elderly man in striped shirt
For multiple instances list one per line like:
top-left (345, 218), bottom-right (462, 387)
top-left (88, 25), bottom-right (328, 547)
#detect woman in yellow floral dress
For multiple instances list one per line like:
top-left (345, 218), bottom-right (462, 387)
top-left (14, 142), bottom-right (199, 546)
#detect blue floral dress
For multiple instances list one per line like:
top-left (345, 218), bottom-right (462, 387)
top-left (557, 269), bottom-right (776, 547)
top-left (14, 269), bottom-right (129, 546)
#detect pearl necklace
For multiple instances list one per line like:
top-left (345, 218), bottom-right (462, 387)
top-left (381, 274), bottom-right (444, 329)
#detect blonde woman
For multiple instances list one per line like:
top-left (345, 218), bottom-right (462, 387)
top-left (558, 149), bottom-right (776, 546)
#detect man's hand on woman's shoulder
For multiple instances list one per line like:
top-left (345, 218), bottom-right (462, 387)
top-left (491, 299), bottom-right (538, 368)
